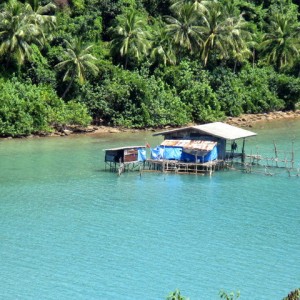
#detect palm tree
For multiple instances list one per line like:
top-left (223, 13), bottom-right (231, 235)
top-left (165, 3), bottom-right (203, 55)
top-left (199, 1), bottom-right (252, 66)
top-left (170, 0), bottom-right (209, 14)
top-left (109, 9), bottom-right (151, 69)
top-left (55, 39), bottom-right (99, 99)
top-left (0, 0), bottom-right (44, 67)
top-left (260, 13), bottom-right (300, 71)
top-left (223, 12), bottom-right (254, 71)
top-left (25, 0), bottom-right (56, 34)
top-left (231, 45), bottom-right (252, 72)
top-left (150, 22), bottom-right (176, 66)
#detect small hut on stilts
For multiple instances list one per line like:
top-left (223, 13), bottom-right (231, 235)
top-left (145, 122), bottom-right (256, 175)
top-left (104, 122), bottom-right (257, 176)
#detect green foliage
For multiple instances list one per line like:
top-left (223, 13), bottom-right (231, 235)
top-left (63, 100), bottom-right (91, 125)
top-left (272, 74), bottom-right (300, 111)
top-left (219, 290), bottom-right (240, 300)
top-left (140, 76), bottom-right (190, 127)
top-left (109, 9), bottom-right (151, 69)
top-left (0, 0), bottom-right (56, 68)
top-left (180, 81), bottom-right (224, 123)
top-left (237, 67), bottom-right (285, 113)
top-left (55, 11), bottom-right (102, 43)
top-left (55, 38), bottom-right (99, 98)
top-left (0, 78), bottom-right (91, 136)
top-left (166, 289), bottom-right (189, 300)
top-left (0, 0), bottom-right (300, 133)
top-left (23, 44), bottom-right (56, 87)
top-left (211, 67), bottom-right (244, 117)
top-left (77, 83), bottom-right (112, 125)
top-left (142, 0), bottom-right (172, 16)
top-left (69, 0), bottom-right (85, 14)
top-left (156, 60), bottom-right (225, 122)
top-left (213, 66), bottom-right (285, 115)
top-left (283, 288), bottom-right (300, 300)
top-left (78, 66), bottom-right (190, 127)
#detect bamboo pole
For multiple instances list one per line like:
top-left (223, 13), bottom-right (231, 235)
top-left (292, 141), bottom-right (295, 169)
top-left (273, 140), bottom-right (279, 167)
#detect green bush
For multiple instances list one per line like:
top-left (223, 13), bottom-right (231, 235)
top-left (78, 66), bottom-right (190, 127)
top-left (214, 66), bottom-right (285, 116)
top-left (270, 74), bottom-right (300, 111)
top-left (238, 67), bottom-right (284, 113)
top-left (155, 60), bottom-right (224, 123)
top-left (0, 78), bottom-right (91, 137)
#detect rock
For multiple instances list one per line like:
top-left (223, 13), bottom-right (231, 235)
top-left (225, 110), bottom-right (300, 126)
top-left (109, 128), bottom-right (120, 133)
top-left (63, 129), bottom-right (72, 135)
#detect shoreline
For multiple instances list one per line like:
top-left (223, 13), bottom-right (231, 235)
top-left (225, 110), bottom-right (300, 128)
top-left (87, 110), bottom-right (300, 135)
top-left (2, 110), bottom-right (300, 140)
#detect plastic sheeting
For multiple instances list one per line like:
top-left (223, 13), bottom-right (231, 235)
top-left (150, 145), bottom-right (218, 162)
top-left (182, 146), bottom-right (218, 162)
top-left (138, 148), bottom-right (147, 161)
top-left (163, 147), bottom-right (182, 160)
top-left (150, 147), bottom-right (165, 160)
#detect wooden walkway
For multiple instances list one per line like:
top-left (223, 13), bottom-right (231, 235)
top-left (144, 159), bottom-right (225, 175)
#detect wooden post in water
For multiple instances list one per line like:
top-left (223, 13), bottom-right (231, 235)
top-left (273, 140), bottom-right (279, 167)
top-left (241, 138), bottom-right (246, 163)
top-left (292, 141), bottom-right (295, 169)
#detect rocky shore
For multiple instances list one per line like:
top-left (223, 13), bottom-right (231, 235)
top-left (84, 110), bottom-right (300, 135)
top-left (225, 110), bottom-right (300, 128)
top-left (2, 110), bottom-right (300, 139)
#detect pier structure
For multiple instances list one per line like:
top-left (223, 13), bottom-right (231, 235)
top-left (104, 146), bottom-right (146, 175)
top-left (104, 122), bottom-right (257, 176)
top-left (242, 141), bottom-right (300, 177)
top-left (147, 122), bottom-right (256, 175)
top-left (144, 159), bottom-right (225, 175)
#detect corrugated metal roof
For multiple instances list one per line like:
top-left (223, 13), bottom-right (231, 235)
top-left (153, 122), bottom-right (256, 140)
top-left (160, 139), bottom-right (191, 147)
top-left (161, 140), bottom-right (217, 151)
top-left (104, 146), bottom-right (146, 151)
top-left (184, 140), bottom-right (217, 151)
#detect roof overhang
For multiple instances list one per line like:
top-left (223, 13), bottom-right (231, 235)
top-left (153, 122), bottom-right (256, 140)
top-left (104, 146), bottom-right (146, 151)
top-left (161, 139), bottom-right (217, 151)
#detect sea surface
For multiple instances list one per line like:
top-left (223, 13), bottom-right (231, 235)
top-left (0, 120), bottom-right (300, 300)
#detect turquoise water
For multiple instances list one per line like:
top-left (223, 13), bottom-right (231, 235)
top-left (1, 120), bottom-right (300, 300)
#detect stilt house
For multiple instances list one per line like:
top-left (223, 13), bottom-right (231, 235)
top-left (152, 122), bottom-right (256, 164)
top-left (104, 146), bottom-right (146, 173)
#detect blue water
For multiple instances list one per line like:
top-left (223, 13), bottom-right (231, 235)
top-left (1, 120), bottom-right (300, 299)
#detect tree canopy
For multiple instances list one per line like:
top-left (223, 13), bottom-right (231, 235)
top-left (0, 0), bottom-right (299, 136)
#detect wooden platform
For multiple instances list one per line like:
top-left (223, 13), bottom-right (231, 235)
top-left (105, 161), bottom-right (144, 175)
top-left (144, 159), bottom-right (225, 175)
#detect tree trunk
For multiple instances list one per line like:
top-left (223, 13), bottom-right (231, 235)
top-left (61, 77), bottom-right (75, 99)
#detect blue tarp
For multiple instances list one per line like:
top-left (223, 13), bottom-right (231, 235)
top-left (163, 147), bottom-right (182, 160)
top-left (150, 147), bottom-right (165, 160)
top-left (138, 148), bottom-right (147, 161)
top-left (181, 146), bottom-right (218, 162)
top-left (150, 146), bottom-right (218, 162)
top-left (150, 145), bottom-right (218, 162)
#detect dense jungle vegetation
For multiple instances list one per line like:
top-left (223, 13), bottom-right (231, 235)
top-left (0, 0), bottom-right (300, 136)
